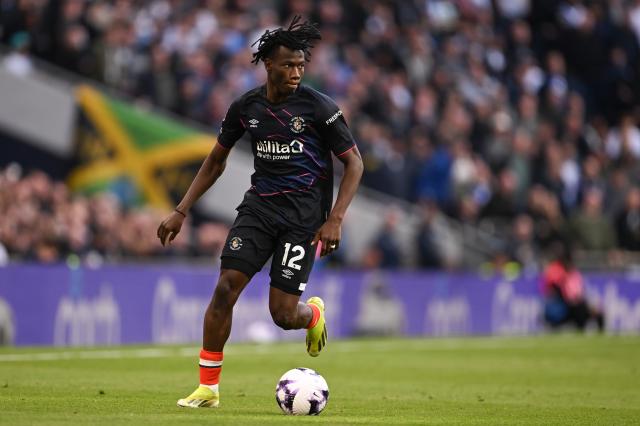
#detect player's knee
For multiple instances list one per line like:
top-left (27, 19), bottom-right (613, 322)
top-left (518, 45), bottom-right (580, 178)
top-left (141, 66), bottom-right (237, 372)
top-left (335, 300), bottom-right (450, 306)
top-left (271, 310), bottom-right (296, 330)
top-left (213, 279), bottom-right (241, 310)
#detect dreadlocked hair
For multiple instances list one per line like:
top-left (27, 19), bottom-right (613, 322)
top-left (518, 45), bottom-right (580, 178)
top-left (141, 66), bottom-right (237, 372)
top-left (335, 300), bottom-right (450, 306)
top-left (251, 15), bottom-right (321, 65)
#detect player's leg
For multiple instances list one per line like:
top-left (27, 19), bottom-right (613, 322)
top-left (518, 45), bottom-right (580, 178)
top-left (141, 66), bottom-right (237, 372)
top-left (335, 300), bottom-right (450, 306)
top-left (269, 231), bottom-right (327, 357)
top-left (178, 213), bottom-right (275, 408)
top-left (268, 286), bottom-right (312, 330)
top-left (177, 268), bottom-right (251, 408)
top-left (203, 269), bottom-right (252, 351)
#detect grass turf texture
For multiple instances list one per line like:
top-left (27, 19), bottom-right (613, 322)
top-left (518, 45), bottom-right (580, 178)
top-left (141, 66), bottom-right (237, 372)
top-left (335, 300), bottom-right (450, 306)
top-left (0, 336), bottom-right (638, 425)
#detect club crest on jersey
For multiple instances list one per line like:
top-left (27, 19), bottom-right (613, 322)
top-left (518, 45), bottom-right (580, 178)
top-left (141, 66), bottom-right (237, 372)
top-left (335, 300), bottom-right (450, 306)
top-left (289, 116), bottom-right (305, 133)
top-left (229, 237), bottom-right (243, 251)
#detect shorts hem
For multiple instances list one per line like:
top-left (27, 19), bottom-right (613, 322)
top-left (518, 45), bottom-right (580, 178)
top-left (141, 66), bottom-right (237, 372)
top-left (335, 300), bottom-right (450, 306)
top-left (270, 279), bottom-right (304, 296)
top-left (220, 256), bottom-right (260, 279)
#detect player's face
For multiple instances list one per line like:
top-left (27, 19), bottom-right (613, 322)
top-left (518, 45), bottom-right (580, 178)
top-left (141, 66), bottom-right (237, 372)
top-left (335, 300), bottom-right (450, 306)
top-left (266, 46), bottom-right (306, 96)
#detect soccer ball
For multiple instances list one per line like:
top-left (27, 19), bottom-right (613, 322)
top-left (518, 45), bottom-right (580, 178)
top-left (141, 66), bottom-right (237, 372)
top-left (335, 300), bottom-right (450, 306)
top-left (275, 367), bottom-right (329, 415)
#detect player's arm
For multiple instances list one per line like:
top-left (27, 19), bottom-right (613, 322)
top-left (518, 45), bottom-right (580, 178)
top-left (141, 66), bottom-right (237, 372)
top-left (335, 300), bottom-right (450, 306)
top-left (157, 99), bottom-right (245, 246)
top-left (313, 146), bottom-right (363, 257)
top-left (157, 143), bottom-right (231, 246)
top-left (175, 143), bottom-right (231, 215)
top-left (311, 94), bottom-right (363, 256)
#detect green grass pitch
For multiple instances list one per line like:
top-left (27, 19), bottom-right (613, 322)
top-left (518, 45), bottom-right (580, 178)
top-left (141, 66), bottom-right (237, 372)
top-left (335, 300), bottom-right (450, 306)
top-left (0, 336), bottom-right (639, 425)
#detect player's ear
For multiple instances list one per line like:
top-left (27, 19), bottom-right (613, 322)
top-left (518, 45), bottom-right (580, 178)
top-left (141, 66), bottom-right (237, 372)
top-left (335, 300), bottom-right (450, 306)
top-left (264, 57), bottom-right (272, 73)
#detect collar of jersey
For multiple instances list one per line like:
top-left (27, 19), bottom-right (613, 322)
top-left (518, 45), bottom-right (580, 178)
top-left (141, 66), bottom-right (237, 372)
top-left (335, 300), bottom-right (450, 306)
top-left (258, 84), bottom-right (302, 106)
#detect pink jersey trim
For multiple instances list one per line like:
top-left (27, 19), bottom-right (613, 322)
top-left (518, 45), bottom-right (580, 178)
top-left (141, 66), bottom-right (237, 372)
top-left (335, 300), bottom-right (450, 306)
top-left (266, 107), bottom-right (286, 127)
top-left (337, 145), bottom-right (356, 157)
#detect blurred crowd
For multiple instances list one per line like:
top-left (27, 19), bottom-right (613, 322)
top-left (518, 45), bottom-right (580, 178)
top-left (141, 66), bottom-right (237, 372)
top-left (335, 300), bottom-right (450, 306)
top-left (2, 0), bottom-right (640, 269)
top-left (0, 164), bottom-right (230, 264)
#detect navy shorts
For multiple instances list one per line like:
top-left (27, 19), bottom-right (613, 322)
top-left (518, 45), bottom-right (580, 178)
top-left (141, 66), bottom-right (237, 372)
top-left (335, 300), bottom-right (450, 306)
top-left (220, 212), bottom-right (316, 295)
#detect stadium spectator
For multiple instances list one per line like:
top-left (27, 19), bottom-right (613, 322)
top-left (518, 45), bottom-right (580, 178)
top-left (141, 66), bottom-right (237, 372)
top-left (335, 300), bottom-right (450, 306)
top-left (507, 213), bottom-right (540, 273)
top-left (415, 199), bottom-right (462, 270)
top-left (567, 187), bottom-right (617, 252)
top-left (604, 114), bottom-right (640, 164)
top-left (481, 168), bottom-right (520, 221)
top-left (363, 207), bottom-right (402, 269)
top-left (0, 165), bottom-right (228, 263)
top-left (525, 185), bottom-right (566, 251)
top-left (604, 166), bottom-right (634, 219)
top-left (135, 43), bottom-right (180, 112)
top-left (615, 187), bottom-right (640, 251)
top-left (541, 241), bottom-right (605, 332)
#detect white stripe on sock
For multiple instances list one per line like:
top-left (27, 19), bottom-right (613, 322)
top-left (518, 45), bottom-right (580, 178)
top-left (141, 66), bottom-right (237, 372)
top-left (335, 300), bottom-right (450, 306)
top-left (199, 358), bottom-right (223, 367)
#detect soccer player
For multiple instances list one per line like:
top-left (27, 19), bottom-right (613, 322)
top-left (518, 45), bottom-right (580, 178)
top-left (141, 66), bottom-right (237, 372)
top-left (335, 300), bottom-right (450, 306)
top-left (156, 16), bottom-right (363, 408)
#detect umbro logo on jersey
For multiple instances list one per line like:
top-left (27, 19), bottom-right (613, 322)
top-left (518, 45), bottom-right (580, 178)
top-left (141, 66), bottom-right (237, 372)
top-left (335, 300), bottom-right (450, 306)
top-left (249, 118), bottom-right (259, 128)
top-left (282, 269), bottom-right (294, 279)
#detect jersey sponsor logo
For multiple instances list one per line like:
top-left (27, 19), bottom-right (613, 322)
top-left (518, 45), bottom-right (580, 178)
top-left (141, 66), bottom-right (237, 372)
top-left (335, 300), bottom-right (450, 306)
top-left (325, 110), bottom-right (343, 125)
top-left (249, 118), bottom-right (259, 128)
top-left (289, 116), bottom-right (305, 133)
top-left (256, 139), bottom-right (303, 160)
top-left (229, 237), bottom-right (243, 251)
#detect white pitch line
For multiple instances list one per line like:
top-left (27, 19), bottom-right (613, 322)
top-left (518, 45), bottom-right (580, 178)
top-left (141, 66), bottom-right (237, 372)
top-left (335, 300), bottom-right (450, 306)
top-left (0, 338), bottom-right (550, 363)
top-left (0, 348), bottom-right (187, 362)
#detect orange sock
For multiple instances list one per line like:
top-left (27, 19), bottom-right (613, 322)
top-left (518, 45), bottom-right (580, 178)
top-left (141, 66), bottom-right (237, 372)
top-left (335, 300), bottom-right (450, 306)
top-left (306, 303), bottom-right (320, 329)
top-left (199, 349), bottom-right (223, 386)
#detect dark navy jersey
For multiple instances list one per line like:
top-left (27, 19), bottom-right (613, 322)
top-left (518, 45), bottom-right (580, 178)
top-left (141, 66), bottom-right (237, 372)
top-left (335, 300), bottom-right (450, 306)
top-left (217, 84), bottom-right (356, 233)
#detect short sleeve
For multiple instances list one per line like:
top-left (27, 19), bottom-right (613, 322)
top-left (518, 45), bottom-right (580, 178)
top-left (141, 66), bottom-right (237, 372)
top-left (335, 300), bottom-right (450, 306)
top-left (315, 95), bottom-right (356, 157)
top-left (217, 99), bottom-right (245, 149)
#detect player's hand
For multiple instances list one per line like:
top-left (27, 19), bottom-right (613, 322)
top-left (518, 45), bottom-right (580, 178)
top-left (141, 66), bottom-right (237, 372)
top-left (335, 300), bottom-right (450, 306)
top-left (311, 217), bottom-right (341, 257)
top-left (157, 211), bottom-right (185, 247)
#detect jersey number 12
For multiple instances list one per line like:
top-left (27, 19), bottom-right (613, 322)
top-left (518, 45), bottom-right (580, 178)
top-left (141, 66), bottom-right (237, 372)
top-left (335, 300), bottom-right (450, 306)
top-left (282, 243), bottom-right (305, 270)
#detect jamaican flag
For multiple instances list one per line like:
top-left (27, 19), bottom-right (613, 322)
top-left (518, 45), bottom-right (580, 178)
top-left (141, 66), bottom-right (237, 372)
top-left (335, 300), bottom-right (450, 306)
top-left (68, 85), bottom-right (215, 208)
